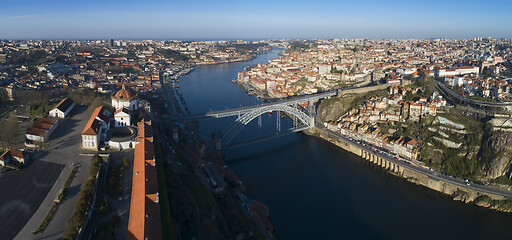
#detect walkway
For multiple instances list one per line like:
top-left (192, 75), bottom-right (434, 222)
top-left (14, 106), bottom-right (93, 240)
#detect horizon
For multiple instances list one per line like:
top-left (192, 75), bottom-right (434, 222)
top-left (2, 37), bottom-right (511, 42)
top-left (2, 0), bottom-right (512, 40)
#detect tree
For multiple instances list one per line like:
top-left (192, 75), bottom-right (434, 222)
top-left (0, 114), bottom-right (19, 145)
top-left (0, 88), bottom-right (8, 104)
top-left (122, 157), bottom-right (129, 168)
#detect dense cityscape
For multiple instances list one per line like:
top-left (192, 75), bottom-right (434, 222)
top-left (2, 0), bottom-right (512, 240)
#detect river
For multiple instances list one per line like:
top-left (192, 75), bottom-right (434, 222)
top-left (175, 48), bottom-right (512, 240)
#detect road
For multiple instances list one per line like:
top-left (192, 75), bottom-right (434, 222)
top-left (316, 124), bottom-right (512, 200)
top-left (14, 105), bottom-right (93, 240)
top-left (0, 160), bottom-right (63, 240)
top-left (167, 90), bottom-right (337, 120)
top-left (436, 80), bottom-right (512, 109)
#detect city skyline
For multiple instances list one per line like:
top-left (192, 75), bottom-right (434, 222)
top-left (2, 0), bottom-right (512, 40)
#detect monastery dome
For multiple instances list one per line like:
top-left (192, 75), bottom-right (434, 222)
top-left (114, 84), bottom-right (134, 100)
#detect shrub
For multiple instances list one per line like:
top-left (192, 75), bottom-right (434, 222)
top-left (63, 156), bottom-right (102, 240)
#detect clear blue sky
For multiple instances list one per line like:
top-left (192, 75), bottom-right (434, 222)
top-left (1, 0), bottom-right (512, 40)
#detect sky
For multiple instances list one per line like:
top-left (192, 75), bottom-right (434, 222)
top-left (1, 0), bottom-right (512, 40)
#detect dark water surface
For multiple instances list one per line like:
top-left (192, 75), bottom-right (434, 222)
top-left (176, 48), bottom-right (512, 240)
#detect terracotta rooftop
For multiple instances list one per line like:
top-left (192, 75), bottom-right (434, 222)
top-left (81, 106), bottom-right (111, 136)
top-left (128, 119), bottom-right (161, 240)
top-left (36, 118), bottom-right (57, 125)
top-left (137, 120), bottom-right (153, 142)
top-left (26, 127), bottom-right (47, 137)
top-left (94, 106), bottom-right (113, 123)
top-left (0, 149), bottom-right (24, 162)
top-left (32, 122), bottom-right (53, 131)
top-left (115, 107), bottom-right (131, 115)
top-left (114, 84), bottom-right (134, 100)
top-left (51, 97), bottom-right (74, 112)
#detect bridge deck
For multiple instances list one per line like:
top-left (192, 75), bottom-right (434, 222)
top-left (168, 90), bottom-right (337, 121)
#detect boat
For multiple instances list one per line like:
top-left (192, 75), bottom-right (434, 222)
top-left (232, 79), bottom-right (237, 83)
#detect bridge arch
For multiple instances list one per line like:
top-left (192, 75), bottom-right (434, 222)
top-left (237, 104), bottom-right (311, 126)
top-left (219, 104), bottom-right (312, 149)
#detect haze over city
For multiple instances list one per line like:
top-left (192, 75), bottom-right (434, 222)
top-left (2, 0), bottom-right (512, 40)
top-left (2, 0), bottom-right (512, 240)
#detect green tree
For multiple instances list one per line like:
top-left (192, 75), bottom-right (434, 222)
top-left (0, 114), bottom-right (19, 145)
top-left (122, 157), bottom-right (129, 168)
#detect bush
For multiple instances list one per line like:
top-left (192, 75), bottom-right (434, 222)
top-left (63, 156), bottom-right (102, 240)
top-left (89, 154), bottom-right (103, 178)
top-left (122, 157), bottom-right (129, 168)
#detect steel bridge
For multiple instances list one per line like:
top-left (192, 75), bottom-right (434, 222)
top-left (169, 90), bottom-right (337, 150)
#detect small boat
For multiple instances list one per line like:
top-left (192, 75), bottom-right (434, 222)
top-left (232, 79), bottom-right (237, 83)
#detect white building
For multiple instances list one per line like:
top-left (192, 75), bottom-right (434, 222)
top-left (25, 118), bottom-right (58, 146)
top-left (112, 84), bottom-right (138, 111)
top-left (317, 64), bottom-right (331, 75)
top-left (436, 66), bottom-right (479, 77)
top-left (0, 149), bottom-right (25, 168)
top-left (81, 106), bottom-right (113, 150)
top-left (49, 97), bottom-right (75, 118)
top-left (114, 108), bottom-right (131, 127)
top-left (396, 67), bottom-right (417, 76)
top-left (444, 76), bottom-right (464, 87)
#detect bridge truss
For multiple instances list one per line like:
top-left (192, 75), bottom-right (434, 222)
top-left (168, 90), bottom-right (337, 151)
top-left (219, 103), bottom-right (313, 150)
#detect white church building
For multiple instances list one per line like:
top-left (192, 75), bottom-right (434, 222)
top-left (114, 108), bottom-right (131, 127)
top-left (112, 84), bottom-right (138, 111)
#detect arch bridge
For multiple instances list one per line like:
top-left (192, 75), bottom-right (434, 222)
top-left (170, 90), bottom-right (337, 151)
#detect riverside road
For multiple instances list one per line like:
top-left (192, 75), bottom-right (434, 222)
top-left (317, 124), bottom-right (512, 199)
top-left (171, 47), bottom-right (512, 239)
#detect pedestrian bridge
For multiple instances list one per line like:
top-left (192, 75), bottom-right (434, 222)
top-left (168, 90), bottom-right (337, 150)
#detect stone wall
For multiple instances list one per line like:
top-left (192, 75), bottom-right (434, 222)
top-left (337, 80), bottom-right (411, 96)
top-left (309, 127), bottom-right (508, 204)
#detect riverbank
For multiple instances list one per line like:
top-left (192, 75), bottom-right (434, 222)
top-left (306, 126), bottom-right (512, 213)
top-left (158, 64), bottom-right (278, 238)
top-left (170, 47), bottom-right (512, 239)
top-left (195, 55), bottom-right (258, 66)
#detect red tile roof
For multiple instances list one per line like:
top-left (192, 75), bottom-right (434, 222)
top-left (114, 85), bottom-right (134, 99)
top-left (128, 119), bottom-right (161, 240)
top-left (51, 97), bottom-right (75, 112)
top-left (115, 107), bottom-right (131, 115)
top-left (26, 127), bottom-right (47, 137)
top-left (0, 149), bottom-right (24, 162)
top-left (32, 122), bottom-right (53, 131)
top-left (37, 118), bottom-right (57, 125)
top-left (81, 106), bottom-right (111, 135)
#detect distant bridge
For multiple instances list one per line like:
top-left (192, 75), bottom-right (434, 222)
top-left (167, 90), bottom-right (337, 150)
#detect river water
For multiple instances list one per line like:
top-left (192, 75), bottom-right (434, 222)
top-left (176, 48), bottom-right (512, 240)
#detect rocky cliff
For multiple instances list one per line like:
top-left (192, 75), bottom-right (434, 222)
top-left (480, 130), bottom-right (512, 180)
top-left (317, 95), bottom-right (354, 122)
